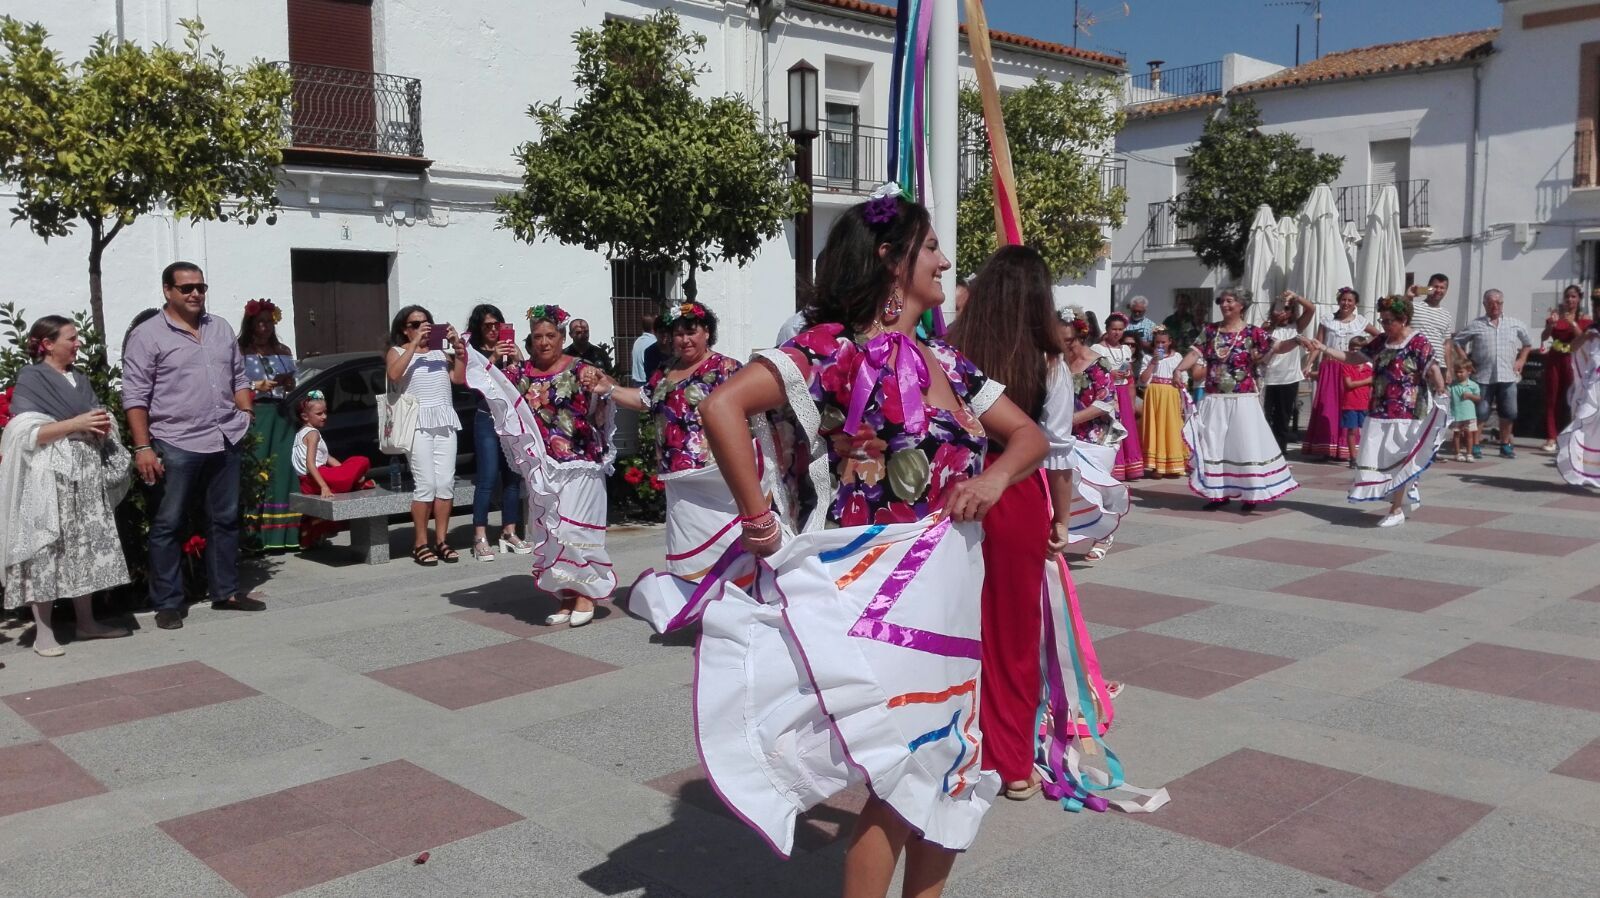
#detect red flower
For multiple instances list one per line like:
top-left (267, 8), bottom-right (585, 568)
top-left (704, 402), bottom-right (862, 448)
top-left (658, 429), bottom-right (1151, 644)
top-left (649, 475), bottom-right (663, 491)
top-left (623, 467), bottom-right (645, 485)
top-left (0, 385), bottom-right (12, 428)
top-left (182, 534), bottom-right (207, 557)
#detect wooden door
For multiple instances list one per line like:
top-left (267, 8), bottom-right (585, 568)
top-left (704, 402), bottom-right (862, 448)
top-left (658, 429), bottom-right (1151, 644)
top-left (291, 250), bottom-right (391, 359)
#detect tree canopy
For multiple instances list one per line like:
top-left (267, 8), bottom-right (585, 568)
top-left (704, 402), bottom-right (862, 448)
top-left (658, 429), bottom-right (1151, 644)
top-left (497, 10), bottom-right (806, 301)
top-left (0, 18), bottom-right (290, 336)
top-left (956, 76), bottom-right (1126, 281)
top-left (1177, 98), bottom-right (1343, 279)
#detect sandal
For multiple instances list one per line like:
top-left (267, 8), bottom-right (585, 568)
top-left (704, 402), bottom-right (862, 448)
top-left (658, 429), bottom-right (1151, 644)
top-left (434, 542), bottom-right (460, 563)
top-left (1084, 545), bottom-right (1109, 564)
top-left (472, 538), bottom-right (496, 562)
top-left (411, 544), bottom-right (439, 566)
top-left (1003, 775), bottom-right (1043, 801)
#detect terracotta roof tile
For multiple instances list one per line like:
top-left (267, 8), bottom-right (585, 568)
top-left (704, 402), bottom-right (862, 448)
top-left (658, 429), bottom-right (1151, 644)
top-left (800, 0), bottom-right (1126, 69)
top-left (1230, 28), bottom-right (1497, 94)
top-left (1125, 93), bottom-right (1223, 119)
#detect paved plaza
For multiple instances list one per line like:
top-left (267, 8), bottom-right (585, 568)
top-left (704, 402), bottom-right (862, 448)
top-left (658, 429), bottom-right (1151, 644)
top-left (2, 444), bottom-right (1599, 897)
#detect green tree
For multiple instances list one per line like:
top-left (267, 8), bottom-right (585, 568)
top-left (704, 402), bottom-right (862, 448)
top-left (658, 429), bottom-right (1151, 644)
top-left (1177, 98), bottom-right (1343, 279)
top-left (956, 76), bottom-right (1126, 281)
top-left (0, 18), bottom-right (290, 337)
top-left (497, 11), bottom-right (806, 301)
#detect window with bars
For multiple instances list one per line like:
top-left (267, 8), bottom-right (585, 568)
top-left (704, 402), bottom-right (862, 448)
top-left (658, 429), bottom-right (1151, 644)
top-left (610, 260), bottom-right (679, 382)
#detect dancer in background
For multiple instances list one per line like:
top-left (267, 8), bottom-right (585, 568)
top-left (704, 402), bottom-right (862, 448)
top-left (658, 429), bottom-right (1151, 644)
top-left (1139, 325), bottom-right (1190, 476)
top-left (1302, 288), bottom-right (1375, 462)
top-left (1094, 312), bottom-right (1144, 480)
top-left (1055, 313), bottom-right (1130, 561)
top-left (1555, 311), bottom-right (1600, 487)
top-left (1541, 284), bottom-right (1591, 452)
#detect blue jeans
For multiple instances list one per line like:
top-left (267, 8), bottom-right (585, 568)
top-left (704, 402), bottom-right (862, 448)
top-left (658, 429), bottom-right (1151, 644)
top-left (1474, 381), bottom-right (1518, 437)
top-left (472, 408), bottom-right (521, 528)
top-left (147, 439), bottom-right (241, 611)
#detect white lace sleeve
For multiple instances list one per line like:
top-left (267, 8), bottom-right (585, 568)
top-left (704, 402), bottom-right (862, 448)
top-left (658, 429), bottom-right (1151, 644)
top-left (970, 378), bottom-right (1005, 417)
top-left (753, 348), bottom-right (832, 535)
top-left (1039, 362), bottom-right (1077, 471)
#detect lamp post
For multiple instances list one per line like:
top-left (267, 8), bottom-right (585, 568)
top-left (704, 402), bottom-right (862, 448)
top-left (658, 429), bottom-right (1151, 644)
top-left (787, 59), bottom-right (819, 307)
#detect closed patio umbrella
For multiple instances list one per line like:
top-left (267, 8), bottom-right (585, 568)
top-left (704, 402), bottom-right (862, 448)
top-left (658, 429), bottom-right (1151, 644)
top-left (1290, 184), bottom-right (1354, 316)
top-left (1356, 183), bottom-right (1406, 318)
top-left (1276, 214), bottom-right (1300, 299)
top-left (1243, 204), bottom-right (1280, 325)
top-left (1342, 219), bottom-right (1362, 284)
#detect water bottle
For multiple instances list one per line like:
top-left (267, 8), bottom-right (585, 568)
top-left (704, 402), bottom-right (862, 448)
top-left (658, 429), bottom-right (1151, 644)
top-left (388, 463), bottom-right (403, 493)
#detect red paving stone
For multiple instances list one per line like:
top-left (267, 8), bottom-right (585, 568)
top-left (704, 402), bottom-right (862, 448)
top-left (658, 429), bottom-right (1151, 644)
top-left (1543, 494), bottom-right (1600, 513)
top-left (646, 765), bottom-right (868, 853)
top-left (1429, 527), bottom-right (1592, 557)
top-left (1569, 584), bottom-right (1600, 603)
top-left (1217, 538), bottom-right (1383, 569)
top-left (1, 662), bottom-right (259, 738)
top-left (1405, 643), bottom-right (1600, 712)
top-left (1074, 586), bottom-right (1213, 630)
top-left (160, 760), bottom-right (521, 898)
top-left (1095, 632), bottom-right (1291, 699)
top-left (367, 639), bottom-right (617, 710)
top-left (0, 741), bottom-right (107, 818)
top-left (1402, 505), bottom-right (1509, 526)
top-left (1552, 738), bottom-right (1600, 783)
top-left (452, 603), bottom-right (626, 639)
top-left (1277, 570), bottom-right (1476, 612)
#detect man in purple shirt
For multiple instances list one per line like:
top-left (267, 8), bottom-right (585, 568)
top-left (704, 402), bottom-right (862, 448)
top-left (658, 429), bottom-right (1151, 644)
top-left (123, 262), bottom-right (265, 629)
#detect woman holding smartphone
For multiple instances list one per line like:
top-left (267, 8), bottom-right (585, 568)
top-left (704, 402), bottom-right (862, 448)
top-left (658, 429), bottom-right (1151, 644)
top-left (386, 305), bottom-right (466, 566)
top-left (465, 304), bottom-right (533, 562)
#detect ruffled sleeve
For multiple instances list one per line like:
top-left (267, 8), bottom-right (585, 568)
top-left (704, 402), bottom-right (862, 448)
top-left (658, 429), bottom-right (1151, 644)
top-left (1039, 361), bottom-right (1077, 470)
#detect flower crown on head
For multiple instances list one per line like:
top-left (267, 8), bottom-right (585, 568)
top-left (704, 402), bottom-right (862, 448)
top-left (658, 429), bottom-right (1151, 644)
top-left (1378, 295), bottom-right (1409, 317)
top-left (864, 181), bottom-right (902, 226)
top-left (526, 304), bottom-right (570, 327)
top-left (661, 301), bottom-right (710, 325)
top-left (305, 389), bottom-right (325, 401)
top-left (245, 298), bottom-right (282, 324)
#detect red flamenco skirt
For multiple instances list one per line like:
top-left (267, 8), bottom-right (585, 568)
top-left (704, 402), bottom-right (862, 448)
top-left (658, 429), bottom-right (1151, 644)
top-left (297, 457), bottom-right (373, 546)
top-left (1302, 358), bottom-right (1349, 461)
top-left (1111, 380), bottom-right (1145, 479)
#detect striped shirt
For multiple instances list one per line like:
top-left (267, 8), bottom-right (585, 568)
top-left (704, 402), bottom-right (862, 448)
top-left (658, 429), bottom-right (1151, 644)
top-left (1410, 303), bottom-right (1454, 361)
top-left (1452, 315), bottom-right (1533, 384)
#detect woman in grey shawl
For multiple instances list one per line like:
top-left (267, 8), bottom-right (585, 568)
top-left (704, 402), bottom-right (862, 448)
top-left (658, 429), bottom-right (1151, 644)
top-left (0, 316), bottom-right (132, 656)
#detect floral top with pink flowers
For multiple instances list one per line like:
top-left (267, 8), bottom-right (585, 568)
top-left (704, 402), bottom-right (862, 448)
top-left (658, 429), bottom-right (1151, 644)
top-left (785, 323), bottom-right (993, 528)
top-left (1196, 323), bottom-right (1275, 394)
top-left (1072, 357), bottom-right (1117, 443)
top-left (1359, 331), bottom-right (1436, 420)
top-left (522, 358), bottom-right (606, 464)
top-left (647, 351), bottom-right (742, 475)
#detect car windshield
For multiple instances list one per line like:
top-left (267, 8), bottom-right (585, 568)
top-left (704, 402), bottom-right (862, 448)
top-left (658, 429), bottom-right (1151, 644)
top-left (294, 359), bottom-right (333, 383)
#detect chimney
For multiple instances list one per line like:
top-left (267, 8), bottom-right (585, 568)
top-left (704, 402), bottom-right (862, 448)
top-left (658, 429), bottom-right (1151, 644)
top-left (1147, 59), bottom-right (1165, 90)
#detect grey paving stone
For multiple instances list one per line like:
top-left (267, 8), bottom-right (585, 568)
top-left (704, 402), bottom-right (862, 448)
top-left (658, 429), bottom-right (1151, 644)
top-left (1156, 850), bottom-right (1372, 898)
top-left (1209, 678), bottom-right (1353, 723)
top-left (513, 685), bottom-right (700, 784)
top-left (534, 613), bottom-right (679, 668)
top-left (1387, 810), bottom-right (1600, 897)
top-left (293, 614), bottom-right (519, 674)
top-left (1142, 603), bottom-right (1377, 659)
top-left (1341, 551), bottom-right (1525, 587)
top-left (0, 704), bottom-right (39, 748)
top-left (1142, 552), bottom-right (1326, 591)
top-left (1107, 519), bottom-right (1194, 548)
top-left (54, 694), bottom-right (340, 789)
top-left (1513, 599), bottom-right (1600, 640)
top-left (945, 814), bottom-right (1220, 897)
top-left (289, 860), bottom-right (460, 898)
top-left (0, 827), bottom-right (237, 898)
top-left (1486, 512), bottom-right (1600, 539)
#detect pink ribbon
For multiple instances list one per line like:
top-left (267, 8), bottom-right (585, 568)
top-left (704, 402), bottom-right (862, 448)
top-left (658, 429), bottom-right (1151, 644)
top-left (843, 331), bottom-right (930, 437)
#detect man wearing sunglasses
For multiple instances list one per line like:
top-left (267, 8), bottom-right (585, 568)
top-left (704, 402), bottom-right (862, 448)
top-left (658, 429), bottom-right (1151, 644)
top-left (123, 261), bottom-right (264, 630)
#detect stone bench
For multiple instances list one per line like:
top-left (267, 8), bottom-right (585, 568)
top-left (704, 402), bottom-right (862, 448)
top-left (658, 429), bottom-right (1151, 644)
top-left (289, 481), bottom-right (477, 564)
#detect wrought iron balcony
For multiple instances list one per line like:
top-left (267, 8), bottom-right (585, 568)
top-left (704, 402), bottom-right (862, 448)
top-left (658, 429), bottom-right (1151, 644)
top-left (1577, 124), bottom-right (1597, 189)
top-left (957, 144), bottom-right (1126, 204)
top-left (1335, 180), bottom-right (1430, 230)
top-left (1126, 61), bottom-right (1222, 106)
top-left (275, 62), bottom-right (424, 158)
top-left (1146, 198), bottom-right (1198, 249)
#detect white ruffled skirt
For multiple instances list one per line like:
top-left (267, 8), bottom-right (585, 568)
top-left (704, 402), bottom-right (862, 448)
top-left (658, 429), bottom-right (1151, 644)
top-left (1347, 400), bottom-right (1451, 503)
top-left (1557, 379), bottom-right (1600, 488)
top-left (1182, 393), bottom-right (1298, 502)
top-left (628, 465), bottom-right (741, 631)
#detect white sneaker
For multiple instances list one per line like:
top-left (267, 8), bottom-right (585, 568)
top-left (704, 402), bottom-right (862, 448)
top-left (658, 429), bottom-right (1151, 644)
top-left (1378, 511), bottom-right (1406, 528)
top-left (1405, 483), bottom-right (1422, 511)
top-left (1454, 452), bottom-right (1468, 463)
top-left (1542, 440), bottom-right (1558, 452)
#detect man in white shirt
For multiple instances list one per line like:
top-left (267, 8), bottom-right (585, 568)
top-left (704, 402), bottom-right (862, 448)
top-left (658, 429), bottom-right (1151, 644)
top-left (629, 314), bottom-right (657, 384)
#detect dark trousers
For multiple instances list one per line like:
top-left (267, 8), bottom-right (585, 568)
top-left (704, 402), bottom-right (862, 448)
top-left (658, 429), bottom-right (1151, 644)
top-left (1263, 382), bottom-right (1299, 451)
top-left (471, 408), bottom-right (522, 528)
top-left (148, 439), bottom-right (242, 611)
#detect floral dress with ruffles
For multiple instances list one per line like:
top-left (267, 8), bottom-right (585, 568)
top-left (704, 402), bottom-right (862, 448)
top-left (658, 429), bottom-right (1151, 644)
top-left (646, 351), bottom-right (742, 475)
top-left (522, 359), bottom-right (607, 466)
top-left (1071, 357), bottom-right (1117, 443)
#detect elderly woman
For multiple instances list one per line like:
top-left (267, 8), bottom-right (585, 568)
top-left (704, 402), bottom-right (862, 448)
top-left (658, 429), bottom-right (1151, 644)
top-left (521, 304), bottom-right (616, 627)
top-left (385, 305), bottom-right (466, 566)
top-left (0, 316), bottom-right (132, 656)
top-left (1302, 288), bottom-right (1377, 461)
top-left (1308, 295), bottom-right (1449, 527)
top-left (236, 298), bottom-right (301, 551)
top-left (1094, 312), bottom-right (1144, 480)
top-left (464, 303), bottom-right (533, 562)
top-left (583, 300), bottom-right (741, 629)
top-left (1176, 289), bottom-right (1301, 510)
top-left (1541, 285), bottom-right (1592, 451)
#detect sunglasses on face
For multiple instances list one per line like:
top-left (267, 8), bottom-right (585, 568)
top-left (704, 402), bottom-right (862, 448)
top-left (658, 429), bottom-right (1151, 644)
top-left (405, 320), bottom-right (429, 330)
top-left (172, 283), bottom-right (208, 295)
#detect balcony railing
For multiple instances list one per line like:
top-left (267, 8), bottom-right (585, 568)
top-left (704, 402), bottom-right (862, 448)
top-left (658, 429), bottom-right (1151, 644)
top-left (1578, 124), bottom-right (1597, 189)
top-left (957, 144), bottom-right (1126, 201)
top-left (276, 61), bottom-right (424, 157)
top-left (1126, 61), bottom-right (1222, 106)
top-left (1335, 180), bottom-right (1430, 230)
top-left (1147, 198), bottom-right (1198, 249)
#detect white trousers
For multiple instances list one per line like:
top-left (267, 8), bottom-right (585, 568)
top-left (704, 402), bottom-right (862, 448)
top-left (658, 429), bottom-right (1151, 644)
top-left (407, 426), bottom-right (458, 502)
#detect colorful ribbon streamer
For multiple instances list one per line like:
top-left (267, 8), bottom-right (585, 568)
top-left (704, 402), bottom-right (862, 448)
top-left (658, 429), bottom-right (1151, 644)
top-left (962, 0), bottom-right (1023, 246)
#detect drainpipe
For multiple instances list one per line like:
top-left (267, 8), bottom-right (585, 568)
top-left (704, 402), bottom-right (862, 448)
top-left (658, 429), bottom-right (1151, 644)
top-left (1467, 63), bottom-right (1486, 324)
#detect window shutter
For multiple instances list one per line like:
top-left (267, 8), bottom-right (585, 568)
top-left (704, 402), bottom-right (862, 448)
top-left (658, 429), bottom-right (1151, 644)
top-left (1368, 139), bottom-right (1409, 185)
top-left (288, 0), bottom-right (374, 72)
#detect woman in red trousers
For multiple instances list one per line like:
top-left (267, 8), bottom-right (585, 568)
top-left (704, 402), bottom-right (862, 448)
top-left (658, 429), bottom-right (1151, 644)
top-left (948, 245), bottom-right (1076, 800)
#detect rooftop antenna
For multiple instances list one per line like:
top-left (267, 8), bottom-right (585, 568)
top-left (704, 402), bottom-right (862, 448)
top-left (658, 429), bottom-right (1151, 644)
top-left (1073, 1), bottom-right (1130, 47)
top-left (1267, 0), bottom-right (1322, 59)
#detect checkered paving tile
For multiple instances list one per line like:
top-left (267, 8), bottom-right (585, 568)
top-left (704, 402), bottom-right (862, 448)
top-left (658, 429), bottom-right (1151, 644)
top-left (1401, 504), bottom-right (1509, 526)
top-left (158, 760), bottom-right (522, 898)
top-left (646, 765), bottom-right (868, 854)
top-left (1543, 494), bottom-right (1600, 513)
top-left (367, 638), bottom-right (618, 710)
top-left (1216, 538), bottom-right (1383, 569)
top-left (1404, 643), bottom-right (1600, 713)
top-left (1095, 631), bottom-right (1293, 699)
top-left (1074, 586), bottom-right (1214, 630)
top-left (0, 741), bottom-right (107, 818)
top-left (1276, 569), bottom-right (1476, 612)
top-left (1134, 749), bottom-right (1491, 892)
top-left (1, 662), bottom-right (258, 738)
top-left (1552, 738), bottom-right (1600, 783)
top-left (1430, 526), bottom-right (1592, 557)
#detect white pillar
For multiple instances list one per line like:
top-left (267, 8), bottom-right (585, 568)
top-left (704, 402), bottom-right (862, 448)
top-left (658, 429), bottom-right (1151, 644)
top-left (929, 0), bottom-right (959, 307)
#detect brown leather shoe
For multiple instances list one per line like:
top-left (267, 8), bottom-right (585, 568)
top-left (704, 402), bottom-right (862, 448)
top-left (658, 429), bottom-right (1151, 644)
top-left (154, 610), bottom-right (184, 630)
top-left (211, 596), bottom-right (266, 612)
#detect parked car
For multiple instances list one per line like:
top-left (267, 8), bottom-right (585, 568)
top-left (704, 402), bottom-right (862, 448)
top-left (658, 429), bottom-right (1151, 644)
top-left (276, 352), bottom-right (481, 476)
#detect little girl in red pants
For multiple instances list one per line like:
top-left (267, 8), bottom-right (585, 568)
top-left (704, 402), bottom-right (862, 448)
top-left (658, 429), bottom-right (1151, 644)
top-left (293, 391), bottom-right (374, 546)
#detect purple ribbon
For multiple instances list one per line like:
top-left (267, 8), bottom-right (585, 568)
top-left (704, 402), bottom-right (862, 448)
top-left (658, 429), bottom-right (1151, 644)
top-left (843, 331), bottom-right (930, 437)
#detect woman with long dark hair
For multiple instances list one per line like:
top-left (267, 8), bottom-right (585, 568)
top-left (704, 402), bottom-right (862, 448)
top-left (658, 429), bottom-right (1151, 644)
top-left (385, 305), bottom-right (466, 565)
top-left (1093, 312), bottom-right (1145, 479)
top-left (691, 189), bottom-right (1047, 896)
top-left (1541, 284), bottom-right (1591, 451)
top-left (463, 303), bottom-right (532, 561)
top-left (237, 299), bottom-right (300, 550)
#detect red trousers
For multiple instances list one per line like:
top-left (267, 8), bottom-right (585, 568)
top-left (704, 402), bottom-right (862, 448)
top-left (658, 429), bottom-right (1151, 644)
top-left (1545, 352), bottom-right (1576, 440)
top-left (977, 469), bottom-right (1048, 784)
top-left (298, 457), bottom-right (372, 545)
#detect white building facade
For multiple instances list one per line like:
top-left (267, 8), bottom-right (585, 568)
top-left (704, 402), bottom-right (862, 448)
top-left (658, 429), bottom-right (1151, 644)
top-left (1, 0), bottom-right (1123, 364)
top-left (1111, 0), bottom-right (1600, 330)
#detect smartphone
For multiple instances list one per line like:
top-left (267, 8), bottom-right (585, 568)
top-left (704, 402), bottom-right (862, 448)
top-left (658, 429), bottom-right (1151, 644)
top-left (424, 324), bottom-right (446, 351)
top-left (498, 324), bottom-right (515, 346)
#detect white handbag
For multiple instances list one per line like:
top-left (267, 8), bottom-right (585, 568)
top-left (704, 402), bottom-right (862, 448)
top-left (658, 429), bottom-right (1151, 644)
top-left (378, 388), bottom-right (419, 455)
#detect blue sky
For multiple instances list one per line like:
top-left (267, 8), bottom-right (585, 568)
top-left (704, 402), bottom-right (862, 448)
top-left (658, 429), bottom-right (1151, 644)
top-left (980, 0), bottom-right (1502, 70)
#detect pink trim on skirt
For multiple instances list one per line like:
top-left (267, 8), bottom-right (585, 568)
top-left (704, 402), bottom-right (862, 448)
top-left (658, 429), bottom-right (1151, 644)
top-left (1302, 358), bottom-right (1349, 460)
top-left (1111, 380), bottom-right (1144, 479)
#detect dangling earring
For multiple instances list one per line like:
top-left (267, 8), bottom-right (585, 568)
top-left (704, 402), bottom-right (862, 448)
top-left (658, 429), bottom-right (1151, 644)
top-left (881, 287), bottom-right (904, 324)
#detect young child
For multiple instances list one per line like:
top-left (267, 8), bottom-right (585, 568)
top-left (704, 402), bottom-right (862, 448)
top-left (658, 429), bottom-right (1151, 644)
top-left (1139, 326), bottom-right (1191, 476)
top-left (1448, 361), bottom-right (1482, 463)
top-left (1341, 336), bottom-right (1374, 467)
top-left (293, 391), bottom-right (374, 546)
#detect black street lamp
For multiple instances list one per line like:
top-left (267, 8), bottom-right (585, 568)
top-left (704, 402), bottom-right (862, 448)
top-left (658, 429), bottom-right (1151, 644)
top-left (787, 59), bottom-right (818, 306)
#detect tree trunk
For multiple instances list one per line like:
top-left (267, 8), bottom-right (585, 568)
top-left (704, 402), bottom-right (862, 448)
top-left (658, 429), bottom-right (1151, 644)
top-left (682, 248), bottom-right (699, 302)
top-left (87, 219), bottom-right (108, 340)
